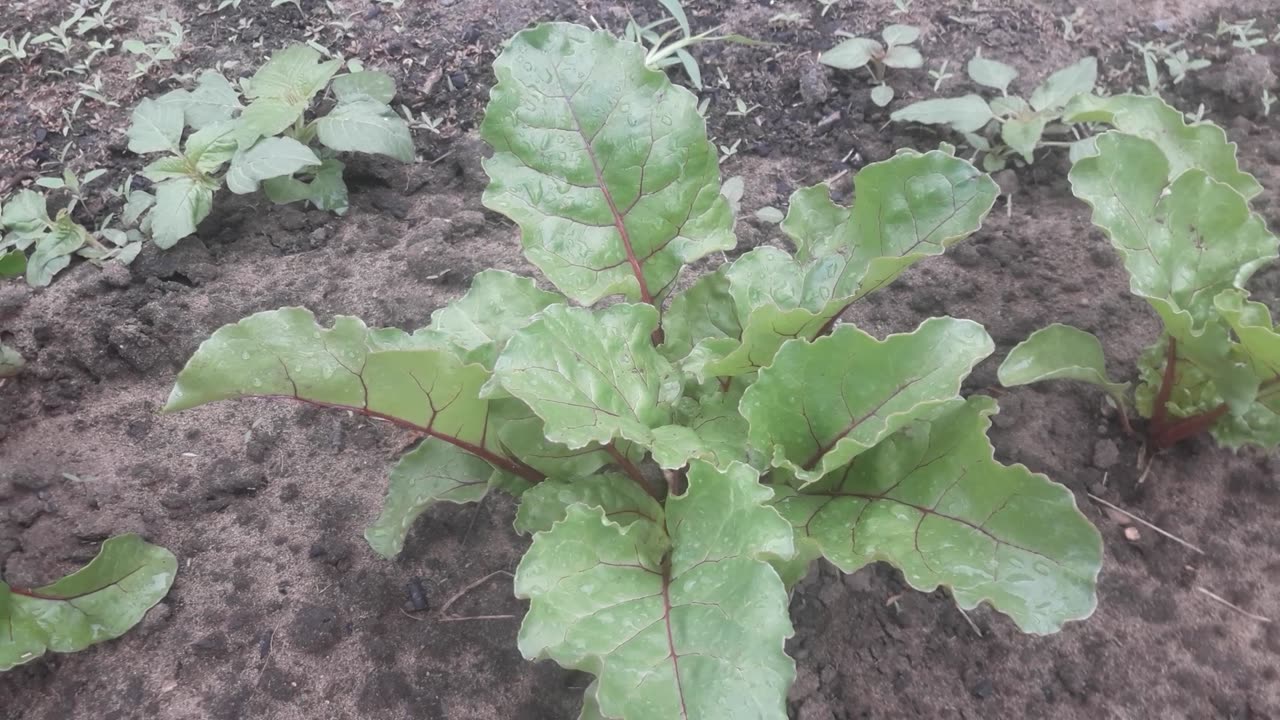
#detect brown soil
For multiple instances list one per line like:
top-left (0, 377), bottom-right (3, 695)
top-left (3, 1), bottom-right (1280, 719)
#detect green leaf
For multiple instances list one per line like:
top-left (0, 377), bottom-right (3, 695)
top-left (881, 24), bottom-right (920, 46)
top-left (0, 534), bottom-right (176, 671)
top-left (0, 342), bottom-right (24, 378)
top-left (967, 53), bottom-right (1018, 93)
top-left (1069, 133), bottom-right (1277, 331)
top-left (694, 150), bottom-right (998, 378)
top-left (185, 121), bottom-right (238, 174)
top-left (0, 250), bottom-right (25, 278)
top-left (1, 190), bottom-right (51, 239)
top-left (364, 437), bottom-right (493, 559)
top-left (515, 461), bottom-right (795, 720)
top-left (741, 317), bottom-right (994, 484)
top-left (428, 269), bottom-right (563, 369)
top-left (656, 0), bottom-right (691, 37)
top-left (820, 37), bottom-right (881, 70)
top-left (491, 400), bottom-right (621, 480)
top-left (127, 97), bottom-right (184, 154)
top-left (27, 217), bottom-right (88, 287)
top-left (1028, 56), bottom-right (1096, 112)
top-left (650, 380), bottom-right (750, 471)
top-left (514, 472), bottom-right (661, 535)
top-left (882, 45), bottom-right (922, 70)
top-left (224, 136), bottom-right (321, 194)
top-left (1209, 290), bottom-right (1280, 447)
top-left (769, 397), bottom-right (1102, 634)
top-left (262, 158), bottom-right (350, 213)
top-left (890, 95), bottom-right (993, 133)
top-left (870, 84), bottom-right (895, 106)
top-left (331, 70), bottom-right (396, 104)
top-left (659, 266), bottom-right (741, 366)
top-left (493, 303), bottom-right (681, 450)
top-left (481, 23), bottom-right (735, 305)
top-left (235, 45), bottom-right (341, 147)
top-left (185, 70), bottom-right (243, 129)
top-left (998, 324), bottom-right (1129, 404)
top-left (1061, 93), bottom-right (1261, 198)
top-left (315, 99), bottom-right (415, 162)
top-left (1001, 114), bottom-right (1048, 163)
top-left (150, 177), bottom-right (216, 249)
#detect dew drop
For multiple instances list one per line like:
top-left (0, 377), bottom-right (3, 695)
top-left (252, 378), bottom-right (263, 388)
top-left (240, 351), bottom-right (251, 360)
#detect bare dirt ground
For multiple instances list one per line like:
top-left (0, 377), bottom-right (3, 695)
top-left (2, 0), bottom-right (1279, 718)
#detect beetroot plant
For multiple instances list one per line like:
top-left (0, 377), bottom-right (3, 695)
top-left (1000, 95), bottom-right (1279, 451)
top-left (167, 23), bottom-right (1102, 717)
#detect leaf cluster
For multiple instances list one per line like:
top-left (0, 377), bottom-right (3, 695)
top-left (167, 23), bottom-right (1102, 719)
top-left (820, 24), bottom-right (923, 107)
top-left (124, 45), bottom-right (413, 249)
top-left (1, 169), bottom-right (141, 286)
top-left (998, 94), bottom-right (1280, 450)
top-left (891, 54), bottom-right (1097, 171)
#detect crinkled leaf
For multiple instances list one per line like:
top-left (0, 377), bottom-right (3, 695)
top-left (150, 177), bottom-right (216, 249)
top-left (364, 437), bottom-right (493, 559)
top-left (769, 396), bottom-right (1102, 634)
top-left (315, 99), bottom-right (414, 162)
top-left (429, 270), bottom-right (562, 369)
top-left (491, 400), bottom-right (622, 480)
top-left (184, 70), bottom-right (243, 129)
top-left (1001, 114), bottom-right (1047, 163)
top-left (699, 151), bottom-right (997, 377)
top-left (1208, 291), bottom-right (1280, 447)
top-left (890, 95), bottom-right (993, 133)
top-left (0, 534), bottom-right (176, 671)
top-left (481, 23), bottom-right (735, 305)
top-left (515, 461), bottom-right (795, 720)
top-left (1, 190), bottom-right (50, 239)
top-left (967, 54), bottom-right (1018, 93)
top-left (820, 37), bottom-right (881, 70)
top-left (1028, 56), bottom-right (1096, 112)
top-left (650, 380), bottom-right (750, 470)
top-left (493, 303), bottom-right (681, 450)
top-left (514, 472), bottom-right (661, 535)
top-left (224, 136), bottom-right (321, 194)
top-left (1062, 93), bottom-right (1261, 198)
top-left (1069, 133), bottom-right (1277, 332)
top-left (332, 70), bottom-right (396, 104)
top-left (741, 317), bottom-right (994, 483)
top-left (998, 324), bottom-right (1129, 404)
top-left (659, 266), bottom-right (741, 366)
top-left (27, 217), bottom-right (87, 287)
top-left (165, 308), bottom-right (490, 441)
top-left (127, 97), bottom-right (184, 154)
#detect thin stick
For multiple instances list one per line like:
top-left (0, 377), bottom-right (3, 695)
top-left (955, 606), bottom-right (984, 638)
top-left (1195, 587), bottom-right (1272, 623)
top-left (437, 570), bottom-right (514, 621)
top-left (1086, 493), bottom-right (1204, 555)
top-left (437, 613), bottom-right (517, 622)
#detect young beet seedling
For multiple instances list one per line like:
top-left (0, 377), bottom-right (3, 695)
top-left (891, 53), bottom-right (1096, 171)
top-left (125, 45), bottom-right (413, 249)
top-left (820, 24), bottom-right (923, 107)
top-left (0, 535), bottom-right (176, 671)
top-left (167, 23), bottom-right (1102, 718)
top-left (1000, 94), bottom-right (1279, 453)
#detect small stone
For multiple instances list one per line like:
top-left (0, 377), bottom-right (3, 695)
top-left (798, 64), bottom-right (831, 104)
top-left (1092, 439), bottom-right (1120, 469)
top-left (99, 262), bottom-right (132, 288)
